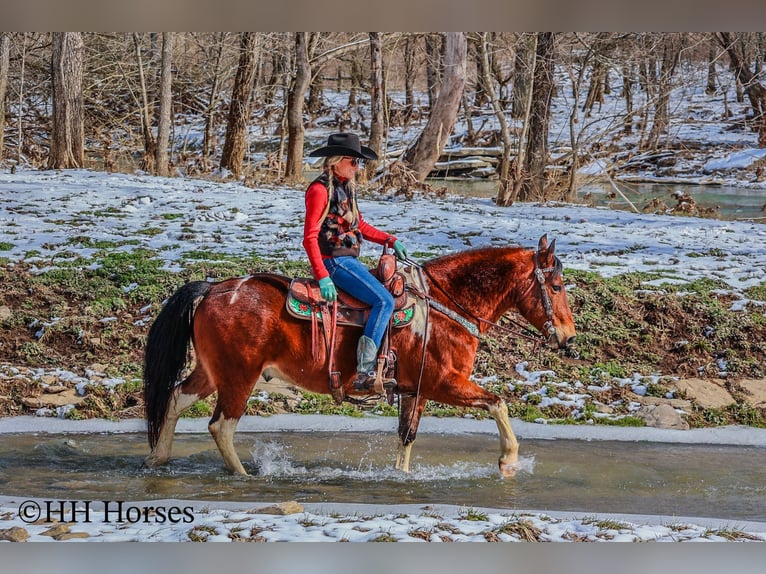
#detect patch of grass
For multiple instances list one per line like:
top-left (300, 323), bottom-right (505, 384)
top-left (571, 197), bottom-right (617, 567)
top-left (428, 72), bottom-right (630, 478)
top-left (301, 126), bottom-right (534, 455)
top-left (460, 508), bottom-right (489, 521)
top-left (0, 242), bottom-right (14, 251)
top-left (182, 399), bottom-right (214, 418)
top-left (744, 283), bottom-right (766, 302)
top-left (295, 392), bottom-right (363, 417)
top-left (494, 519), bottom-right (543, 541)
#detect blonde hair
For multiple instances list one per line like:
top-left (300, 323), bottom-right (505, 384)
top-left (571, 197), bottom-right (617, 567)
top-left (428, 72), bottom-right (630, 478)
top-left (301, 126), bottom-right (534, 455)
top-left (322, 155), bottom-right (357, 195)
top-left (322, 155), bottom-right (358, 222)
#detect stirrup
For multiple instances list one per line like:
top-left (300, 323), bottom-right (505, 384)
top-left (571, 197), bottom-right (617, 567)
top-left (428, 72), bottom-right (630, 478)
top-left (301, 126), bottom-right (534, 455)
top-left (353, 356), bottom-right (396, 393)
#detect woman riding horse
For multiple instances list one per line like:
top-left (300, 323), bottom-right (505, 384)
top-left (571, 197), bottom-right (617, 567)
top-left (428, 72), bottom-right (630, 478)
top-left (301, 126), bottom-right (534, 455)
top-left (303, 133), bottom-right (408, 390)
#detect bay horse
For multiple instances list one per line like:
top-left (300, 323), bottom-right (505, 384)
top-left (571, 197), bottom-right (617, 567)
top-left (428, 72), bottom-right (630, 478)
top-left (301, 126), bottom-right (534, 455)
top-left (143, 235), bottom-right (576, 477)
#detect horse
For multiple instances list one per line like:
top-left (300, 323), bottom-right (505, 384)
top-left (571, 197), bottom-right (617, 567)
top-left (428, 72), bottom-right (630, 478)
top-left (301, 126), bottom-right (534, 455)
top-left (142, 234), bottom-right (576, 477)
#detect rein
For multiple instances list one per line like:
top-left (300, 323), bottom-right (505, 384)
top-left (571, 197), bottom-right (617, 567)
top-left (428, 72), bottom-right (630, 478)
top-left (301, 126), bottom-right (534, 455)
top-left (403, 255), bottom-right (556, 348)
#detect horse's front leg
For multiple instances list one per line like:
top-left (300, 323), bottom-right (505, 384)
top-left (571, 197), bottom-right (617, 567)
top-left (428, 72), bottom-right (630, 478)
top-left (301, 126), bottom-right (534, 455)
top-left (487, 399), bottom-right (519, 478)
top-left (428, 377), bottom-right (520, 478)
top-left (395, 394), bottom-right (428, 473)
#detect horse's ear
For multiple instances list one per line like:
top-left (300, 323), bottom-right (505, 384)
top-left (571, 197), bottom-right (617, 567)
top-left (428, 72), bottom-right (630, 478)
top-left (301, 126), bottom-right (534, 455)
top-left (537, 234), bottom-right (549, 252)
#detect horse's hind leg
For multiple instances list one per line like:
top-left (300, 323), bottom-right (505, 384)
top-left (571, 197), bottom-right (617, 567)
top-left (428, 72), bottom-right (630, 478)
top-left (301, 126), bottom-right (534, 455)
top-left (207, 376), bottom-right (257, 475)
top-left (395, 395), bottom-right (427, 473)
top-left (208, 408), bottom-right (248, 475)
top-left (145, 367), bottom-right (215, 467)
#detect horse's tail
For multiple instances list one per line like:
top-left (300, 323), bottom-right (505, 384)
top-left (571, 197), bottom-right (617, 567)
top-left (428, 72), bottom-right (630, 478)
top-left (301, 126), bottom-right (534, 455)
top-left (144, 281), bottom-right (212, 449)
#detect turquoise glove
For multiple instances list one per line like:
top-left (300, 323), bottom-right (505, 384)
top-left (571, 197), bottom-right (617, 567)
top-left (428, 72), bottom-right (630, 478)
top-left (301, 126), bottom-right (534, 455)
top-left (318, 277), bottom-right (337, 302)
top-left (393, 240), bottom-right (408, 261)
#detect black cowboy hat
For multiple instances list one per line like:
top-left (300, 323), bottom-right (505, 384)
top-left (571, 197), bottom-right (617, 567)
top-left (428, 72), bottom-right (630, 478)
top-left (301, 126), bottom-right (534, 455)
top-left (308, 132), bottom-right (379, 160)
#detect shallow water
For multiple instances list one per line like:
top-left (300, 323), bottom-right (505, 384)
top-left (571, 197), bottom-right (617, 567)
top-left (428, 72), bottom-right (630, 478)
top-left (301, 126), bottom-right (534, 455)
top-left (446, 179), bottom-right (766, 221)
top-left (1, 432), bottom-right (764, 522)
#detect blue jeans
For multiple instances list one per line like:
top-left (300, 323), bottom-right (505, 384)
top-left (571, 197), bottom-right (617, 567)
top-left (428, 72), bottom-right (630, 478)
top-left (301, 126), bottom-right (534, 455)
top-left (323, 256), bottom-right (394, 348)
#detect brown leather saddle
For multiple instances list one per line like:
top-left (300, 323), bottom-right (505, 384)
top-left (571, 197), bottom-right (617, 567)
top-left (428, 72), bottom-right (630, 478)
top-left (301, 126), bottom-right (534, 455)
top-left (285, 254), bottom-right (416, 405)
top-left (286, 254), bottom-right (415, 329)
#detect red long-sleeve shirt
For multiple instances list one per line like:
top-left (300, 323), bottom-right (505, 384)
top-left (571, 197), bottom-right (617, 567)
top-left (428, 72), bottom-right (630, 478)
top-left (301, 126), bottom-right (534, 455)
top-left (302, 178), bottom-right (395, 280)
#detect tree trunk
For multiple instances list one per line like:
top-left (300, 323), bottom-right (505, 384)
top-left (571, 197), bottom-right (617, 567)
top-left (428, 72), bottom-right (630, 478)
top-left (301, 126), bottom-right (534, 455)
top-left (284, 32), bottom-right (311, 182)
top-left (0, 33), bottom-right (10, 159)
top-left (403, 32), bottom-right (466, 181)
top-left (154, 32), bottom-right (173, 176)
top-left (366, 32), bottom-right (385, 180)
top-left (404, 35), bottom-right (416, 113)
top-left (133, 33), bottom-right (156, 172)
top-left (425, 33), bottom-right (442, 109)
top-left (644, 33), bottom-right (682, 150)
top-left (622, 64), bottom-right (634, 134)
top-left (202, 33), bottom-right (227, 163)
top-left (47, 32), bottom-right (85, 170)
top-left (220, 32), bottom-right (258, 178)
top-left (478, 33), bottom-right (512, 196)
top-left (718, 32), bottom-right (766, 146)
top-left (511, 34), bottom-right (532, 119)
top-left (519, 32), bottom-right (556, 202)
top-left (706, 40), bottom-right (718, 95)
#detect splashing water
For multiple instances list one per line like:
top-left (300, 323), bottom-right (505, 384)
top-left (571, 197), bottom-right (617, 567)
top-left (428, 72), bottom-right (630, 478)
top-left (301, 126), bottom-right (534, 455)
top-left (249, 438), bottom-right (535, 482)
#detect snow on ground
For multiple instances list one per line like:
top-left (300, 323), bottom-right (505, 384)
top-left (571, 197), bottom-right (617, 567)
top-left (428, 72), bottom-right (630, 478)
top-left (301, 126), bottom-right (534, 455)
top-left (1, 166), bottom-right (766, 542)
top-left (2, 495), bottom-right (765, 542)
top-left (1, 169), bottom-right (765, 299)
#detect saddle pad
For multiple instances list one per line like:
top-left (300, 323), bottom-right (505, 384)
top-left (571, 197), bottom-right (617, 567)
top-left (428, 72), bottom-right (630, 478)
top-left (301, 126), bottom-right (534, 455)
top-left (286, 293), bottom-right (416, 329)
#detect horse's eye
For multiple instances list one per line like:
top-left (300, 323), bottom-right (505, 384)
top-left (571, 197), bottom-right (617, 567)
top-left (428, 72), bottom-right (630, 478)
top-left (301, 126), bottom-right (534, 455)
top-left (551, 284), bottom-right (562, 293)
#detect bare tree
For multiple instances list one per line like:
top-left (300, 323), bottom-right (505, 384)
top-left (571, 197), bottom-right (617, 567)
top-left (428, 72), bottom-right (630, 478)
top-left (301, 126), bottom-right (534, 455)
top-left (424, 33), bottom-right (442, 109)
top-left (155, 32), bottom-right (173, 176)
top-left (284, 32), bottom-right (311, 182)
top-left (403, 35), bottom-right (416, 114)
top-left (0, 33), bottom-right (9, 159)
top-left (511, 34), bottom-right (533, 119)
top-left (403, 32), bottom-right (467, 181)
top-left (522, 32), bottom-right (556, 201)
top-left (478, 33), bottom-right (513, 196)
top-left (48, 32), bottom-right (85, 169)
top-left (365, 32), bottom-right (385, 179)
top-left (644, 33), bottom-right (682, 150)
top-left (220, 32), bottom-right (259, 178)
top-left (717, 32), bottom-right (766, 146)
top-left (133, 33), bottom-right (156, 172)
top-left (202, 33), bottom-right (229, 163)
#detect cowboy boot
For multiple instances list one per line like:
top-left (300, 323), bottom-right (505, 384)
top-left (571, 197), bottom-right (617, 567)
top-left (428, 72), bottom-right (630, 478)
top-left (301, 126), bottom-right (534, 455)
top-left (353, 335), bottom-right (378, 390)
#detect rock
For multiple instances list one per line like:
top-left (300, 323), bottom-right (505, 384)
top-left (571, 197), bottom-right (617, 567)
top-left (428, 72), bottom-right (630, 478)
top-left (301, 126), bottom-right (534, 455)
top-left (54, 531), bottom-right (90, 541)
top-left (737, 379), bottom-right (766, 408)
top-left (669, 378), bottom-right (735, 409)
top-left (249, 501), bottom-right (304, 515)
top-left (21, 389), bottom-right (84, 409)
top-left (0, 526), bottom-right (30, 542)
top-left (0, 306), bottom-right (12, 321)
top-left (40, 523), bottom-right (71, 538)
top-left (43, 385), bottom-right (68, 394)
top-left (636, 403), bottom-right (689, 430)
top-left (633, 395), bottom-right (692, 410)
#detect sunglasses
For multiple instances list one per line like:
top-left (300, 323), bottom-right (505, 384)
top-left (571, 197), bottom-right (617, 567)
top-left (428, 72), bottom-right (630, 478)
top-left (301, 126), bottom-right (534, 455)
top-left (345, 157), bottom-right (361, 167)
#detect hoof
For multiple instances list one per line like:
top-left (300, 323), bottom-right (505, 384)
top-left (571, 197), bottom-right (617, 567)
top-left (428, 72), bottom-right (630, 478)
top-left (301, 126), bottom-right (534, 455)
top-left (498, 456), bottom-right (519, 478)
top-left (142, 455), bottom-right (167, 469)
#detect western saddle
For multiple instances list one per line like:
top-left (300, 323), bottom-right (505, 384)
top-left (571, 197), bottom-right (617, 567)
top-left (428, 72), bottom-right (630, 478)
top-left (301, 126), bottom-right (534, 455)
top-left (285, 253), bottom-right (416, 404)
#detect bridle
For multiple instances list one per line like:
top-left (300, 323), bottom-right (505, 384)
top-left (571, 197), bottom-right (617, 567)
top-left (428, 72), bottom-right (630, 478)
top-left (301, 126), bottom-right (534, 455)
top-left (403, 252), bottom-right (559, 349)
top-left (533, 250), bottom-right (558, 339)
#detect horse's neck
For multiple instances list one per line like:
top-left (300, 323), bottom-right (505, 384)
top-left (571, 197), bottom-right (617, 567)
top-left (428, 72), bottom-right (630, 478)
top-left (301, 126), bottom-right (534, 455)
top-left (425, 249), bottom-right (527, 322)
